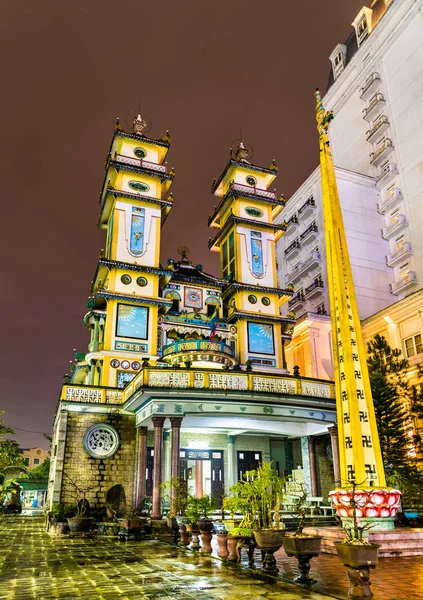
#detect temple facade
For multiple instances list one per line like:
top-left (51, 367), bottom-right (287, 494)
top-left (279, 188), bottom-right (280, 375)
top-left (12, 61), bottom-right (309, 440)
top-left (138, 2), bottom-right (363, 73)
top-left (48, 117), bottom-right (339, 517)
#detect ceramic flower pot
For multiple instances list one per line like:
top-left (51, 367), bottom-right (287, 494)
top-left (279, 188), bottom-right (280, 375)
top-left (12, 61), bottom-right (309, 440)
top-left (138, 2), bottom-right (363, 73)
top-left (227, 536), bottom-right (240, 561)
top-left (335, 542), bottom-right (380, 598)
top-left (282, 535), bottom-right (322, 583)
top-left (217, 532), bottom-right (229, 559)
top-left (254, 530), bottom-right (285, 575)
top-left (67, 517), bottom-right (94, 534)
top-left (197, 518), bottom-right (214, 533)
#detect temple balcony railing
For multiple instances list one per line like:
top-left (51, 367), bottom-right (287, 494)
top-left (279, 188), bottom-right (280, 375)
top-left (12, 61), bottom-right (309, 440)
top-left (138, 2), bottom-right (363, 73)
top-left (305, 280), bottom-right (324, 300)
top-left (122, 367), bottom-right (335, 403)
top-left (60, 384), bottom-right (123, 404)
top-left (284, 239), bottom-right (301, 259)
top-left (382, 214), bottom-right (408, 239)
top-left (360, 72), bottom-right (381, 100)
top-left (161, 339), bottom-right (237, 368)
top-left (378, 187), bottom-right (402, 214)
top-left (386, 242), bottom-right (413, 267)
top-left (366, 115), bottom-right (390, 142)
top-left (377, 162), bottom-right (399, 186)
top-left (297, 197), bottom-right (316, 219)
top-left (288, 291), bottom-right (306, 309)
top-left (370, 138), bottom-right (394, 166)
top-left (300, 223), bottom-right (318, 245)
top-left (113, 152), bottom-right (167, 173)
top-left (362, 93), bottom-right (386, 121)
top-left (230, 181), bottom-right (278, 201)
top-left (285, 214), bottom-right (299, 233)
top-left (391, 271), bottom-right (418, 295)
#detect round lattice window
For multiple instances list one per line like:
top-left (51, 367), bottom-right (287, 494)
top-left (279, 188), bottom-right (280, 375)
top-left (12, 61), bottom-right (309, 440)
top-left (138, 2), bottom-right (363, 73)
top-left (84, 424), bottom-right (120, 459)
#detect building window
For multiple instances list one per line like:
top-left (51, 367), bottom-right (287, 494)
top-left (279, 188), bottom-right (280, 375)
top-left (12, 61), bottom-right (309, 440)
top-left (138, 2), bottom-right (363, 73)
top-left (24, 458), bottom-right (29, 466)
top-left (33, 458), bottom-right (40, 465)
top-left (334, 52), bottom-right (342, 67)
top-left (404, 334), bottom-right (423, 358)
top-left (394, 235), bottom-right (405, 251)
top-left (222, 232), bottom-right (236, 280)
top-left (170, 299), bottom-right (180, 312)
top-left (399, 263), bottom-right (409, 279)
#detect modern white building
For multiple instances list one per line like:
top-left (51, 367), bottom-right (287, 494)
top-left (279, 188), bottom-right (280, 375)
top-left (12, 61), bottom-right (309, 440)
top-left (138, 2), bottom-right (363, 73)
top-left (276, 0), bottom-right (423, 378)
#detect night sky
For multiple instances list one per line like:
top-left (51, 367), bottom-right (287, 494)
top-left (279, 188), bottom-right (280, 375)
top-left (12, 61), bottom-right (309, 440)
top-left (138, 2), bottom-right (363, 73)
top-left (1, 0), bottom-right (364, 448)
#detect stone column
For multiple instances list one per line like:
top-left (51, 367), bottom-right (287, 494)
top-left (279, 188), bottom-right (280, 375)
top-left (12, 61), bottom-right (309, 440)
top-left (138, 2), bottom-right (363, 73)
top-left (163, 430), bottom-right (171, 485)
top-left (195, 460), bottom-right (203, 497)
top-left (328, 425), bottom-right (341, 487)
top-left (151, 417), bottom-right (165, 520)
top-left (135, 426), bottom-right (148, 510)
top-left (170, 417), bottom-right (183, 482)
top-left (300, 436), bottom-right (312, 493)
top-left (227, 435), bottom-right (236, 488)
top-left (281, 337), bottom-right (288, 370)
top-left (308, 436), bottom-right (318, 497)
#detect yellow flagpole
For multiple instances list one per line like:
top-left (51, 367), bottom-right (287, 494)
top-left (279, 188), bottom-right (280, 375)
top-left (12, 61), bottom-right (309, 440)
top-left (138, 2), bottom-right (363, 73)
top-left (315, 89), bottom-right (386, 488)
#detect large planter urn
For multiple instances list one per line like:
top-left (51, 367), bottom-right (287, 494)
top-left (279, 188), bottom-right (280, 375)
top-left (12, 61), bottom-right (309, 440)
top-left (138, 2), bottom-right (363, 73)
top-left (335, 542), bottom-right (380, 598)
top-left (282, 535), bottom-right (322, 584)
top-left (216, 532), bottom-right (229, 559)
top-left (51, 521), bottom-right (69, 536)
top-left (254, 530), bottom-right (285, 575)
top-left (67, 517), bottom-right (94, 535)
top-left (197, 518), bottom-right (214, 533)
top-left (227, 536), bottom-right (241, 561)
top-left (179, 524), bottom-right (191, 546)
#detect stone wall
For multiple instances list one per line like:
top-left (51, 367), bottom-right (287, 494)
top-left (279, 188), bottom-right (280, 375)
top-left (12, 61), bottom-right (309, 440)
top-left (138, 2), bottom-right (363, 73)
top-left (61, 411), bottom-right (136, 515)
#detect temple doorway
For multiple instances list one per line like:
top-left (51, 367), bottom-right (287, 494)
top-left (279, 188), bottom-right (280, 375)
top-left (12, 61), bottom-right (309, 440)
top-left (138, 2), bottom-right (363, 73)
top-left (180, 448), bottom-right (224, 504)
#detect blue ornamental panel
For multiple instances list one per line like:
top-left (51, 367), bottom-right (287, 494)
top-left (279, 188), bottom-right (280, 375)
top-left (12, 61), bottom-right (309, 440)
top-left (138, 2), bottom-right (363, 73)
top-left (247, 322), bottom-right (274, 355)
top-left (250, 231), bottom-right (264, 278)
top-left (130, 207), bottom-right (145, 256)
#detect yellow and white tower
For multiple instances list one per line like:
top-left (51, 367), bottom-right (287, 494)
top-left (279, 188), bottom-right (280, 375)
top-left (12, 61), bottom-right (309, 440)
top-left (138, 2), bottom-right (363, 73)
top-left (209, 143), bottom-right (293, 370)
top-left (80, 115), bottom-right (174, 389)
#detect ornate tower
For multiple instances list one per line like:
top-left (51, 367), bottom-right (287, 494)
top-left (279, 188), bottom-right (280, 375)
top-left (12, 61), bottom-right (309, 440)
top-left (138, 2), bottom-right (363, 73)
top-left (82, 115), bottom-right (174, 389)
top-left (315, 91), bottom-right (386, 488)
top-left (209, 143), bottom-right (292, 370)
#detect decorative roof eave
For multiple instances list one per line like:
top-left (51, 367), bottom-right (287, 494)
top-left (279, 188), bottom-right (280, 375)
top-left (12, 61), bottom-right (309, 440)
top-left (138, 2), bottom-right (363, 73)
top-left (83, 309), bottom-right (107, 326)
top-left (222, 282), bottom-right (294, 299)
top-left (109, 160), bottom-right (173, 182)
top-left (208, 214), bottom-right (286, 250)
top-left (208, 190), bottom-right (285, 227)
top-left (90, 260), bottom-right (171, 295)
top-left (114, 128), bottom-right (171, 149)
top-left (227, 311), bottom-right (296, 325)
top-left (97, 187), bottom-right (173, 228)
top-left (167, 274), bottom-right (226, 289)
top-left (212, 159), bottom-right (277, 195)
top-left (96, 289), bottom-right (173, 307)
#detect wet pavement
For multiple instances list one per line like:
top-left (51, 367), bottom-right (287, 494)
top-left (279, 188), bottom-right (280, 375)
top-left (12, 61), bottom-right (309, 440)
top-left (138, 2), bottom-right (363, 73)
top-left (0, 517), bottom-right (422, 600)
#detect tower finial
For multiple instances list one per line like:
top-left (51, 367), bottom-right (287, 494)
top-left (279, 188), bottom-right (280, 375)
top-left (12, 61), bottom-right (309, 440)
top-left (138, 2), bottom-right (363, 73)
top-left (315, 88), bottom-right (333, 137)
top-left (133, 113), bottom-right (147, 135)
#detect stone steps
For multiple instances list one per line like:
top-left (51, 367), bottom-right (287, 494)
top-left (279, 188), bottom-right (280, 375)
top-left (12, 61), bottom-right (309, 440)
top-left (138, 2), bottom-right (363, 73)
top-left (304, 526), bottom-right (423, 557)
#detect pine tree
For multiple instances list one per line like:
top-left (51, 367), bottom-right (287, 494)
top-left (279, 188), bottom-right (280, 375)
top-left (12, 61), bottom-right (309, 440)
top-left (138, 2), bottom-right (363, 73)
top-left (367, 335), bottom-right (422, 493)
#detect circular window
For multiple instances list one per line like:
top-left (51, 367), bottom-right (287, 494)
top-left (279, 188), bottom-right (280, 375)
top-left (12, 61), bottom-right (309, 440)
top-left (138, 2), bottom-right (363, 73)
top-left (121, 360), bottom-right (130, 369)
top-left (261, 297), bottom-right (271, 306)
top-left (121, 274), bottom-right (132, 285)
top-left (248, 295), bottom-right (257, 304)
top-left (246, 207), bottom-right (263, 218)
top-left (110, 359), bottom-right (120, 368)
top-left (246, 175), bottom-right (257, 187)
top-left (129, 181), bottom-right (150, 192)
top-left (84, 424), bottom-right (120, 459)
top-left (136, 276), bottom-right (148, 287)
top-left (134, 147), bottom-right (146, 159)
top-left (131, 361), bottom-right (141, 370)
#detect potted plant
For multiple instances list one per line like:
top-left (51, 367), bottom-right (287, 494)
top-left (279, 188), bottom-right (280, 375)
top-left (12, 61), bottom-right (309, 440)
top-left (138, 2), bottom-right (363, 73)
top-left (48, 503), bottom-right (73, 535)
top-left (227, 526), bottom-right (256, 566)
top-left (64, 476), bottom-right (95, 535)
top-left (282, 487), bottom-right (322, 583)
top-left (334, 479), bottom-right (380, 598)
top-left (160, 476), bottom-right (189, 543)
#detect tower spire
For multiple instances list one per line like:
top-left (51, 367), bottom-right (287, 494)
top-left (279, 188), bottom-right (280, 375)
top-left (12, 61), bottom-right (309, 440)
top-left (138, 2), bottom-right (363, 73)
top-left (315, 89), bottom-right (386, 487)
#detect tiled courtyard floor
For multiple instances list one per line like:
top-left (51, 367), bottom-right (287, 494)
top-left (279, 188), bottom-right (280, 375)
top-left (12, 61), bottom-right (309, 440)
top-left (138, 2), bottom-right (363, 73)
top-left (0, 517), bottom-right (422, 600)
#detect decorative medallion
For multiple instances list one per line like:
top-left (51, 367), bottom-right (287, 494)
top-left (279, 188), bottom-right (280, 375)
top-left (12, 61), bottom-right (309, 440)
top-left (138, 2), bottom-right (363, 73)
top-left (246, 175), bottom-right (257, 187)
top-left (84, 424), bottom-right (120, 459)
top-left (136, 276), bottom-right (148, 287)
top-left (131, 361), bottom-right (141, 370)
top-left (121, 274), bottom-right (132, 285)
top-left (110, 359), bottom-right (120, 368)
top-left (246, 207), bottom-right (263, 218)
top-left (261, 297), bottom-right (271, 306)
top-left (134, 147), bottom-right (146, 158)
top-left (129, 181), bottom-right (149, 192)
top-left (248, 295), bottom-right (257, 304)
top-left (184, 287), bottom-right (203, 309)
top-left (121, 360), bottom-right (130, 369)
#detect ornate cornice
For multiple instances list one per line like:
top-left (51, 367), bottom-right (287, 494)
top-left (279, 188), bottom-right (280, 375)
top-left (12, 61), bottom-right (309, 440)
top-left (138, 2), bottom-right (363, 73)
top-left (96, 289), bottom-right (173, 307)
top-left (227, 311), bottom-right (296, 325)
top-left (208, 213), bottom-right (286, 249)
top-left (109, 160), bottom-right (173, 181)
top-left (212, 159), bottom-right (277, 194)
top-left (222, 282), bottom-right (294, 298)
top-left (114, 129), bottom-right (170, 148)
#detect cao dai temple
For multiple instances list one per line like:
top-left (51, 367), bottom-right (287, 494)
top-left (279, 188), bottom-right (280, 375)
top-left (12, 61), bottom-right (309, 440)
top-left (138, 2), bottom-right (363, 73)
top-left (48, 115), bottom-right (340, 516)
